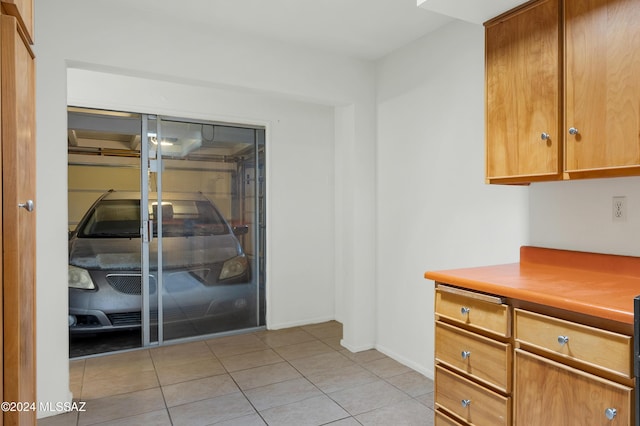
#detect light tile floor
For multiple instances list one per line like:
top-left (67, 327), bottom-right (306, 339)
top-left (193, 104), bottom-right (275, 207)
top-left (40, 321), bottom-right (435, 425)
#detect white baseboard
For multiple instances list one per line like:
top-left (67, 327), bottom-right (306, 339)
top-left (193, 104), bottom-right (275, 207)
top-left (374, 343), bottom-right (434, 380)
top-left (340, 339), bottom-right (375, 353)
top-left (267, 315), bottom-right (338, 330)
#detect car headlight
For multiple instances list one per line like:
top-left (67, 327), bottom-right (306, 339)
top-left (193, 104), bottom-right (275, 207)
top-left (69, 265), bottom-right (95, 290)
top-left (219, 255), bottom-right (249, 281)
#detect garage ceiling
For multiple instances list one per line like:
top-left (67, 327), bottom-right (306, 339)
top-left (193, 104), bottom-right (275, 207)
top-left (67, 108), bottom-right (262, 162)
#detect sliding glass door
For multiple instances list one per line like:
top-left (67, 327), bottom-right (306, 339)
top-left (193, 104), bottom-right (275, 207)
top-left (141, 115), bottom-right (264, 344)
top-left (68, 108), bottom-right (265, 356)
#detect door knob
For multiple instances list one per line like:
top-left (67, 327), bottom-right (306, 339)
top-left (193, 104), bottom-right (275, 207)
top-left (18, 200), bottom-right (34, 212)
top-left (569, 127), bottom-right (579, 135)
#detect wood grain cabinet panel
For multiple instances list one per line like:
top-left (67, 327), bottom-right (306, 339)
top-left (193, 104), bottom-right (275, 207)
top-left (514, 309), bottom-right (632, 379)
top-left (514, 349), bottom-right (632, 425)
top-left (1, 0), bottom-right (33, 44)
top-left (435, 287), bottom-right (510, 338)
top-left (1, 12), bottom-right (36, 426)
top-left (435, 365), bottom-right (511, 426)
top-left (564, 0), bottom-right (640, 177)
top-left (436, 321), bottom-right (511, 392)
top-left (485, 0), bottom-right (562, 183)
top-left (435, 409), bottom-right (467, 426)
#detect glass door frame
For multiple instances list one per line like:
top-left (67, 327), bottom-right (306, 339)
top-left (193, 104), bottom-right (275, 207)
top-left (140, 114), bottom-right (264, 346)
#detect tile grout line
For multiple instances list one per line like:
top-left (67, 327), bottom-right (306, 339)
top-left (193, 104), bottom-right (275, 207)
top-left (148, 348), bottom-right (175, 426)
top-left (58, 323), bottom-right (434, 426)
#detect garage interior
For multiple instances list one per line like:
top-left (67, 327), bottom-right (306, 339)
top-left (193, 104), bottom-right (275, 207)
top-left (67, 107), bottom-right (266, 357)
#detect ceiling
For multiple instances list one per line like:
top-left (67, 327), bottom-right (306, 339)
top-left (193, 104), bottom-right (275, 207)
top-left (106, 0), bottom-right (527, 61)
top-left (68, 1), bottom-right (528, 155)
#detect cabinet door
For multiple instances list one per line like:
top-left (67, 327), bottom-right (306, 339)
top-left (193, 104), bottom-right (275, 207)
top-left (1, 14), bottom-right (36, 426)
top-left (485, 0), bottom-right (562, 183)
top-left (564, 0), bottom-right (640, 176)
top-left (514, 349), bottom-right (631, 425)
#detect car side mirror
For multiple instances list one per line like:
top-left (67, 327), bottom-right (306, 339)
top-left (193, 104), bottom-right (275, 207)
top-left (232, 225), bottom-right (249, 236)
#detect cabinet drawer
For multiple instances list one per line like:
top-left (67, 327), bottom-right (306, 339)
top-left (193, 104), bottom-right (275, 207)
top-left (514, 309), bottom-right (632, 378)
top-left (435, 409), bottom-right (466, 426)
top-left (435, 365), bottom-right (511, 426)
top-left (435, 285), bottom-right (510, 337)
top-left (436, 321), bottom-right (511, 392)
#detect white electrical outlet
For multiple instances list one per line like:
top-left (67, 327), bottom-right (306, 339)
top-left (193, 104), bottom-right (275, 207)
top-left (612, 196), bottom-right (627, 222)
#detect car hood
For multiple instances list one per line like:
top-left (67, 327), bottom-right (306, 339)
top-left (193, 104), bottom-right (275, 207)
top-left (69, 235), bottom-right (242, 270)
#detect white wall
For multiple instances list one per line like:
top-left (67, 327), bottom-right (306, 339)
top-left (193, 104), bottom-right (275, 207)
top-left (375, 21), bottom-right (529, 375)
top-left (530, 177), bottom-right (640, 256)
top-left (35, 0), bottom-right (377, 415)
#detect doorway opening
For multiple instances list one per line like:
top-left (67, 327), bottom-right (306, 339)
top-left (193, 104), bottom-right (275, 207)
top-left (67, 107), bottom-right (266, 357)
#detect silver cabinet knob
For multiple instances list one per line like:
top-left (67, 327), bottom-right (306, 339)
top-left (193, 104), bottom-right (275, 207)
top-left (18, 200), bottom-right (34, 212)
top-left (569, 127), bottom-right (579, 135)
top-left (605, 408), bottom-right (617, 420)
top-left (557, 335), bottom-right (569, 345)
top-left (461, 399), bottom-right (471, 408)
top-left (541, 132), bottom-right (551, 141)
top-left (461, 350), bottom-right (471, 360)
top-left (460, 307), bottom-right (470, 315)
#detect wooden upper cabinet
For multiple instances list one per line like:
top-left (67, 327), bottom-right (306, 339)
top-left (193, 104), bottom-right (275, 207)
top-left (564, 0), bottom-right (640, 178)
top-left (485, 0), bottom-right (640, 183)
top-left (1, 0), bottom-right (33, 44)
top-left (485, 0), bottom-right (562, 184)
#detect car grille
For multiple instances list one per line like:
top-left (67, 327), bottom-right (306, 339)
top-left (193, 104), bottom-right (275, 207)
top-left (106, 274), bottom-right (157, 295)
top-left (107, 312), bottom-right (141, 326)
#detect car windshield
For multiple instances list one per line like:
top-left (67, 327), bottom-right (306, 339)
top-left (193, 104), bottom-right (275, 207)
top-left (77, 199), bottom-right (230, 238)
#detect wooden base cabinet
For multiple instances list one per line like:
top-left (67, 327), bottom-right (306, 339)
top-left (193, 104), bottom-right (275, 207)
top-left (434, 285), bottom-right (512, 426)
top-left (433, 284), bottom-right (635, 425)
top-left (514, 349), bottom-right (632, 425)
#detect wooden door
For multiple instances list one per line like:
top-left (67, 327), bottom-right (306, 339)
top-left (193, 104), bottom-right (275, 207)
top-left (514, 350), bottom-right (631, 425)
top-left (564, 0), bottom-right (640, 176)
top-left (485, 0), bottom-right (562, 184)
top-left (0, 0), bottom-right (33, 44)
top-left (1, 14), bottom-right (35, 426)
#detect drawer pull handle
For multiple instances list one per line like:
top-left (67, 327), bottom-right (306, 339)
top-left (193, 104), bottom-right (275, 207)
top-left (461, 399), bottom-right (471, 408)
top-left (460, 307), bottom-right (470, 315)
top-left (461, 350), bottom-right (471, 360)
top-left (605, 408), bottom-right (617, 420)
top-left (557, 335), bottom-right (569, 345)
